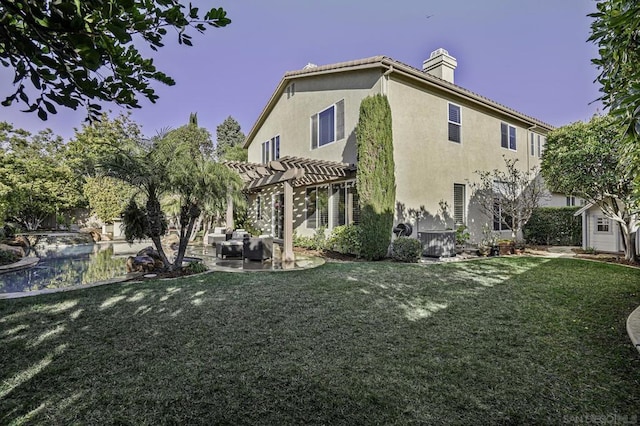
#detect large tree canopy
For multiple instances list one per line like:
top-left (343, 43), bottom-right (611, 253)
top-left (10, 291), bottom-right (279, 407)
top-left (590, 0), bottom-right (640, 137)
top-left (0, 1), bottom-right (230, 120)
top-left (0, 122), bottom-right (84, 229)
top-left (215, 115), bottom-right (246, 161)
top-left (589, 0), bottom-right (640, 188)
top-left (541, 114), bottom-right (638, 261)
top-left (101, 113), bottom-right (241, 270)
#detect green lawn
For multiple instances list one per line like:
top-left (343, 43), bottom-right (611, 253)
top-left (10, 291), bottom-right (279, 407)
top-left (1, 257), bottom-right (639, 425)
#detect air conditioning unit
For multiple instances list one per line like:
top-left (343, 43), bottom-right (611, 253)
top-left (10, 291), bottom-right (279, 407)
top-left (417, 230), bottom-right (456, 257)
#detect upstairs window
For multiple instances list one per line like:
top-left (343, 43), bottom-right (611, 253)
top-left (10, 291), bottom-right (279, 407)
top-left (271, 135), bottom-right (280, 160)
top-left (311, 100), bottom-right (344, 149)
top-left (501, 123), bottom-right (516, 151)
top-left (448, 103), bottom-right (461, 143)
top-left (530, 133), bottom-right (535, 156)
top-left (261, 140), bottom-right (270, 164)
top-left (566, 196), bottom-right (576, 207)
top-left (537, 135), bottom-right (544, 158)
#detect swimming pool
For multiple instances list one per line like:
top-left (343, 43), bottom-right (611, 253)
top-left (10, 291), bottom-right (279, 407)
top-left (0, 242), bottom-right (150, 294)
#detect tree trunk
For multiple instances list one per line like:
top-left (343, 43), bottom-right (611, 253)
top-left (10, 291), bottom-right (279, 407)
top-left (619, 223), bottom-right (638, 262)
top-left (625, 230), bottom-right (638, 262)
top-left (150, 235), bottom-right (172, 270)
top-left (174, 204), bottom-right (201, 269)
top-left (188, 214), bottom-right (203, 242)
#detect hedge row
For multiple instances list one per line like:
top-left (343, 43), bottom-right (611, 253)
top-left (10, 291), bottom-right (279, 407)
top-left (523, 206), bottom-right (582, 246)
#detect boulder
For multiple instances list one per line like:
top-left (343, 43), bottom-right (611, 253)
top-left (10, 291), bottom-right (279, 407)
top-left (80, 228), bottom-right (102, 242)
top-left (7, 235), bottom-right (30, 250)
top-left (0, 243), bottom-right (24, 258)
top-left (136, 246), bottom-right (166, 270)
top-left (126, 255), bottom-right (157, 273)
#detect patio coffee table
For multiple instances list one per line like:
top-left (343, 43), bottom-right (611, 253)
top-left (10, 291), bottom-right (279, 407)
top-left (216, 240), bottom-right (243, 259)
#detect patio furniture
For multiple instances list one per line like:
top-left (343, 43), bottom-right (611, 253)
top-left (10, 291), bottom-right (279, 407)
top-left (216, 240), bottom-right (244, 259)
top-left (206, 227), bottom-right (227, 246)
top-left (231, 229), bottom-right (249, 240)
top-left (243, 236), bottom-right (273, 261)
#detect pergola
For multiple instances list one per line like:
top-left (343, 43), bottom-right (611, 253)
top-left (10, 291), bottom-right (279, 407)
top-left (225, 156), bottom-right (356, 261)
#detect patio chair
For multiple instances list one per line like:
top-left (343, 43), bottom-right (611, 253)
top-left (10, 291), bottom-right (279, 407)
top-left (243, 236), bottom-right (273, 261)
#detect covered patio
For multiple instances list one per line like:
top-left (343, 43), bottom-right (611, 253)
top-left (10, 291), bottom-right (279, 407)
top-left (224, 156), bottom-right (356, 261)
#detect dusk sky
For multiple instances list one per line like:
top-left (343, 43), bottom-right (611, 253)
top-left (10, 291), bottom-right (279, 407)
top-left (1, 0), bottom-right (602, 143)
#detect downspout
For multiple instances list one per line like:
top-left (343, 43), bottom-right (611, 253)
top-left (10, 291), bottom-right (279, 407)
top-left (382, 65), bottom-right (393, 96)
top-left (583, 210), bottom-right (588, 250)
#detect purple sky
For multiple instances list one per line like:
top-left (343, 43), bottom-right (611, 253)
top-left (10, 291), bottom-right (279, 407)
top-left (1, 0), bottom-right (602, 142)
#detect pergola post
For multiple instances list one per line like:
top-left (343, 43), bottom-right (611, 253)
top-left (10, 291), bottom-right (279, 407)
top-left (282, 180), bottom-right (295, 262)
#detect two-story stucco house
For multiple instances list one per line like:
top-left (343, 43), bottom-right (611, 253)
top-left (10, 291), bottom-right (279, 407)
top-left (229, 48), bottom-right (554, 259)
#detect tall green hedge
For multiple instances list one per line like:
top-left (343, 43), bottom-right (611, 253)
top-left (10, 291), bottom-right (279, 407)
top-left (356, 94), bottom-right (396, 260)
top-left (523, 206), bottom-right (582, 246)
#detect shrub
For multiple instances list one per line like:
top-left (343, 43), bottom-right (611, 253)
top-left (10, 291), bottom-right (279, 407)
top-left (327, 224), bottom-right (361, 256)
top-left (390, 237), bottom-right (422, 263)
top-left (455, 225), bottom-right (470, 246)
top-left (185, 261), bottom-right (207, 274)
top-left (523, 207), bottom-right (582, 246)
top-left (356, 94), bottom-right (395, 260)
top-left (293, 227), bottom-right (327, 251)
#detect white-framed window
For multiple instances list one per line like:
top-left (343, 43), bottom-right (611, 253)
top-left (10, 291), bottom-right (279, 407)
top-left (453, 183), bottom-right (465, 226)
top-left (306, 186), bottom-right (329, 229)
top-left (448, 103), bottom-right (461, 143)
top-left (530, 133), bottom-right (535, 156)
top-left (271, 135), bottom-right (280, 160)
top-left (596, 216), bottom-right (611, 233)
top-left (331, 181), bottom-right (360, 228)
top-left (311, 100), bottom-right (344, 149)
top-left (501, 123), bottom-right (516, 150)
top-left (286, 83), bottom-right (295, 99)
top-left (566, 196), bottom-right (576, 207)
top-left (261, 140), bottom-right (270, 164)
top-left (262, 136), bottom-right (280, 162)
top-left (537, 135), bottom-right (544, 158)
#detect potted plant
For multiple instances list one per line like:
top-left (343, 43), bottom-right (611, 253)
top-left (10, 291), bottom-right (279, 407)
top-left (514, 240), bottom-right (526, 255)
top-left (497, 239), bottom-right (515, 255)
top-left (477, 225), bottom-right (499, 256)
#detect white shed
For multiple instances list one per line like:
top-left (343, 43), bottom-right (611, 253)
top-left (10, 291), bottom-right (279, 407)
top-left (574, 204), bottom-right (639, 254)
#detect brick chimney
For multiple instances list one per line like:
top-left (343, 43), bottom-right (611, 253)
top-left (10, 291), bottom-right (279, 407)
top-left (423, 48), bottom-right (457, 84)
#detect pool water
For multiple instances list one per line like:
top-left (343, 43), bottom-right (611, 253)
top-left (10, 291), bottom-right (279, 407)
top-left (0, 242), bottom-right (149, 294)
top-left (0, 240), bottom-right (325, 294)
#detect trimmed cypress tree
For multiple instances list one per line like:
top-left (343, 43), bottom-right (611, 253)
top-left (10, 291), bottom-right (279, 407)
top-left (355, 94), bottom-right (396, 260)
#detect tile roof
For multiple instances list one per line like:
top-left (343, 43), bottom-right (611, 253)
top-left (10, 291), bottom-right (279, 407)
top-left (245, 54), bottom-right (554, 147)
top-left (286, 55), bottom-right (554, 130)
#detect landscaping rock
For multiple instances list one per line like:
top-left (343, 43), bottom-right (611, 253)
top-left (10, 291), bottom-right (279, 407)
top-left (136, 246), bottom-right (165, 270)
top-left (0, 243), bottom-right (24, 258)
top-left (126, 255), bottom-right (157, 273)
top-left (8, 235), bottom-right (30, 250)
top-left (80, 228), bottom-right (102, 242)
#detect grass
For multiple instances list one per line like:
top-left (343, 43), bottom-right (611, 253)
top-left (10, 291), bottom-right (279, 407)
top-left (1, 257), bottom-right (639, 425)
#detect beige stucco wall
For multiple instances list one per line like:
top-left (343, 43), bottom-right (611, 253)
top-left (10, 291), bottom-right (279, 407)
top-left (245, 66), bottom-right (550, 244)
top-left (247, 69), bottom-right (383, 165)
top-left (385, 74), bottom-right (547, 242)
